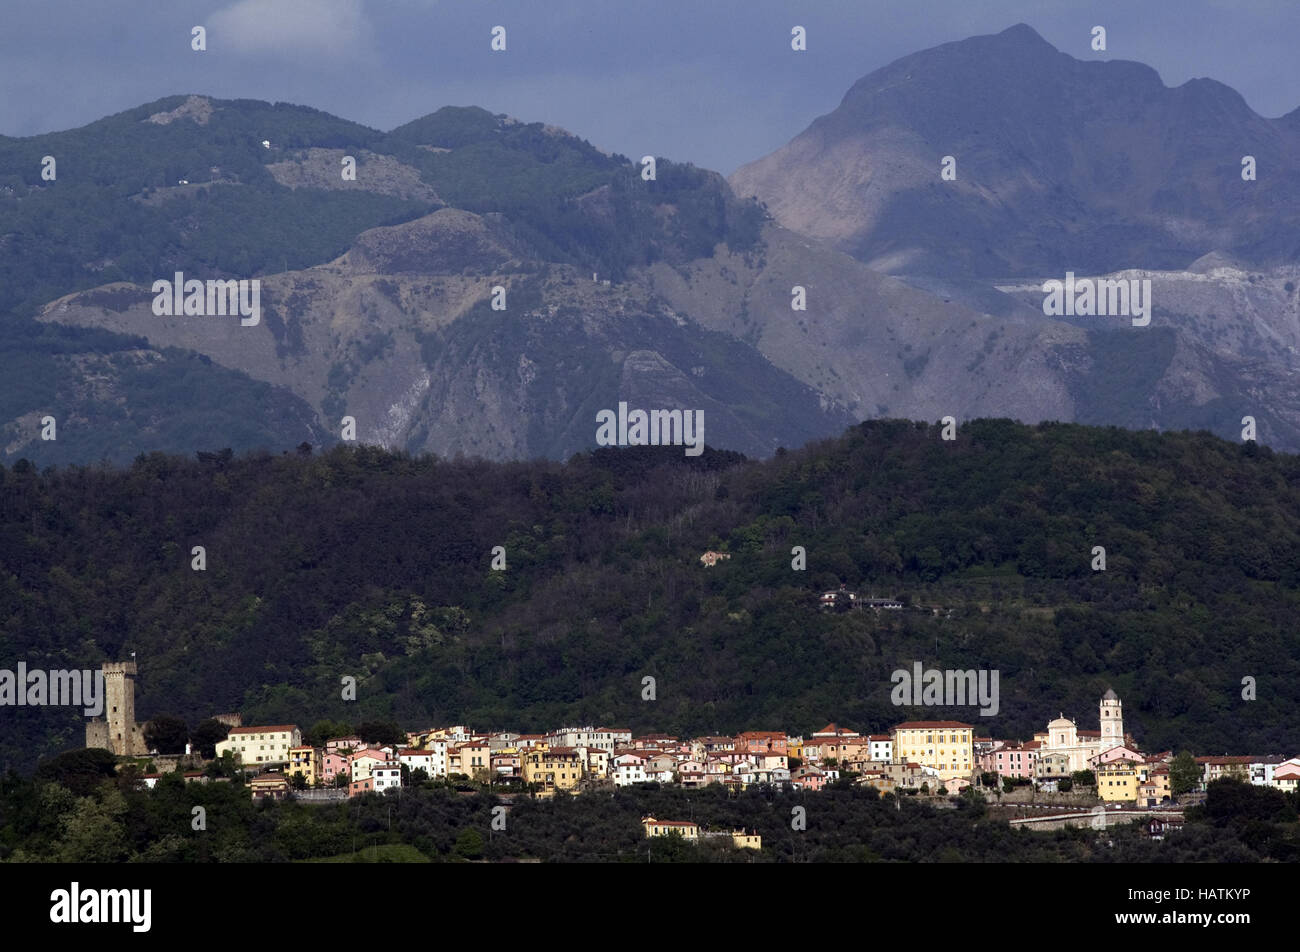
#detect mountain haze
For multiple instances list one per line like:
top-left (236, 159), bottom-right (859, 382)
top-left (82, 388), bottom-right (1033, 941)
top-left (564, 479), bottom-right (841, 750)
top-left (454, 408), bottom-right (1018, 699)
top-left (730, 23), bottom-right (1300, 278)
top-left (6, 25), bottom-right (1300, 461)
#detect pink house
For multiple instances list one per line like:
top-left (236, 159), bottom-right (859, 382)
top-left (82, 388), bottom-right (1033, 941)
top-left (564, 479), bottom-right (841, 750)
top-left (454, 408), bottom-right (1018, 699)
top-left (980, 741), bottom-right (1036, 779)
top-left (322, 752), bottom-right (349, 784)
top-left (1272, 763), bottom-right (1300, 792)
top-left (1094, 745), bottom-right (1144, 768)
top-left (791, 766), bottom-right (827, 791)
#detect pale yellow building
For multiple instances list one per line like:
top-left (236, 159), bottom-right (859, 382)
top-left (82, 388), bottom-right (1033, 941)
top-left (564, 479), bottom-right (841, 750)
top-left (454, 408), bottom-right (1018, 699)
top-left (1137, 768), bottom-right (1171, 805)
top-left (642, 817), bottom-right (699, 839)
top-left (248, 772), bottom-right (291, 800)
top-left (448, 741), bottom-right (491, 779)
top-left (216, 725), bottom-right (302, 767)
top-left (891, 721), bottom-right (974, 781)
top-left (522, 747), bottom-right (585, 791)
top-left (732, 831), bottom-right (761, 850)
top-left (286, 746), bottom-right (322, 786)
top-left (1097, 760), bottom-right (1140, 802)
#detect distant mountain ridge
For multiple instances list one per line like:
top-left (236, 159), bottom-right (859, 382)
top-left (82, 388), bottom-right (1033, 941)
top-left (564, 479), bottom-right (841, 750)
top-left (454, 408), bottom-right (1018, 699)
top-left (730, 23), bottom-right (1300, 278)
top-left (6, 28), bottom-right (1300, 461)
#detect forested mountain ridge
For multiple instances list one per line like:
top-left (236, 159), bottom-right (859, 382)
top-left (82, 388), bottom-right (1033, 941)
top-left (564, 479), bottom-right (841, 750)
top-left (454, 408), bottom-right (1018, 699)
top-left (2, 419), bottom-right (1297, 771)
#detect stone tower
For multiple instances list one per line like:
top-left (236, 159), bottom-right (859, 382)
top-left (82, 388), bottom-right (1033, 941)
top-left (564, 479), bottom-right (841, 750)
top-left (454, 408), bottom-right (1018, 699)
top-left (1100, 687), bottom-right (1123, 749)
top-left (85, 661), bottom-right (147, 756)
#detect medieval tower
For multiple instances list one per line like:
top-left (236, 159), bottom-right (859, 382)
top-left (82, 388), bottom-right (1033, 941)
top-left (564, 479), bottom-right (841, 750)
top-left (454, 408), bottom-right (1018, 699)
top-left (84, 661), bottom-right (147, 756)
top-left (1100, 687), bottom-right (1124, 749)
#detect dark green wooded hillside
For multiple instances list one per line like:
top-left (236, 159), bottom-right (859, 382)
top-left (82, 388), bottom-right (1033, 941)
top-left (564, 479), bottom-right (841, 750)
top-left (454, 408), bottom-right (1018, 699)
top-left (1, 419), bottom-right (1296, 770)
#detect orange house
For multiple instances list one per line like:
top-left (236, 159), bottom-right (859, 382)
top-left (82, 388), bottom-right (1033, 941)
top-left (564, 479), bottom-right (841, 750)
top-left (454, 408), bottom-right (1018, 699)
top-left (734, 731), bottom-right (788, 756)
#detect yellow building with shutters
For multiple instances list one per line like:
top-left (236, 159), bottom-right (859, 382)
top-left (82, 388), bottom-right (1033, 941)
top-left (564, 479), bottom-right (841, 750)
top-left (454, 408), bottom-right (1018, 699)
top-left (891, 721), bottom-right (974, 782)
top-left (522, 747), bottom-right (585, 791)
top-left (286, 745), bottom-right (322, 786)
top-left (216, 725), bottom-right (302, 767)
top-left (642, 817), bottom-right (699, 839)
top-left (1097, 760), bottom-right (1140, 802)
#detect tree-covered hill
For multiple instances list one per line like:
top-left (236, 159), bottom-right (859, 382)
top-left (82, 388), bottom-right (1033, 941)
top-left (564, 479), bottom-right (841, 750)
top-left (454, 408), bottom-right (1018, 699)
top-left (1, 419), bottom-right (1297, 770)
top-left (0, 96), bottom-right (421, 317)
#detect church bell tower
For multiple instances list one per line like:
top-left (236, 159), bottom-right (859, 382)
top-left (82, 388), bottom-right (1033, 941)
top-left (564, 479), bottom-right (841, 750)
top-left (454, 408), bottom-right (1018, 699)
top-left (1100, 688), bottom-right (1123, 748)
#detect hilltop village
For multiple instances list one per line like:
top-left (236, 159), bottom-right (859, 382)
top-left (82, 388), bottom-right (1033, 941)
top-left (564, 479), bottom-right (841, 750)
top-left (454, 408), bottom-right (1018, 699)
top-left (83, 662), bottom-right (1299, 844)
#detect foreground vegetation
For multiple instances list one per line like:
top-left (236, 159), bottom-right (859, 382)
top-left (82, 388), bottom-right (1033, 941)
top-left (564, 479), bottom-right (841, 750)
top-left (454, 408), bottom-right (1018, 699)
top-left (2, 756), bottom-right (1295, 863)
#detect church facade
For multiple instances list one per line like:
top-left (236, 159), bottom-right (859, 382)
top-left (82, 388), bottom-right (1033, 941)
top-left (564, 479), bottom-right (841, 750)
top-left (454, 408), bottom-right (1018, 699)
top-left (1034, 688), bottom-right (1130, 776)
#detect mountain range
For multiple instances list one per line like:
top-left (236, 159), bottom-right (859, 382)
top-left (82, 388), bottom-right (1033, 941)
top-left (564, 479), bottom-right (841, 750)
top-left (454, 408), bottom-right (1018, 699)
top-left (4, 23), bottom-right (1300, 462)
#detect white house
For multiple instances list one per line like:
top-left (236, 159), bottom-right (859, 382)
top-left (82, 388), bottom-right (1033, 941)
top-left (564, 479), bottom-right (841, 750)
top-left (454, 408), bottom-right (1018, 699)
top-left (1249, 756), bottom-right (1292, 786)
top-left (372, 762), bottom-right (403, 792)
top-left (580, 748), bottom-right (607, 779)
top-left (644, 753), bottom-right (676, 782)
top-left (399, 748), bottom-right (444, 779)
top-left (611, 753), bottom-right (648, 786)
top-left (547, 726), bottom-right (632, 753)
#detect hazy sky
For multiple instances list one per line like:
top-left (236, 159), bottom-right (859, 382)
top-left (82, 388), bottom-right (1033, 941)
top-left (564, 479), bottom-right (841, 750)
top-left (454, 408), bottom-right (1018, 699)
top-left (2, 0), bottom-right (1297, 174)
